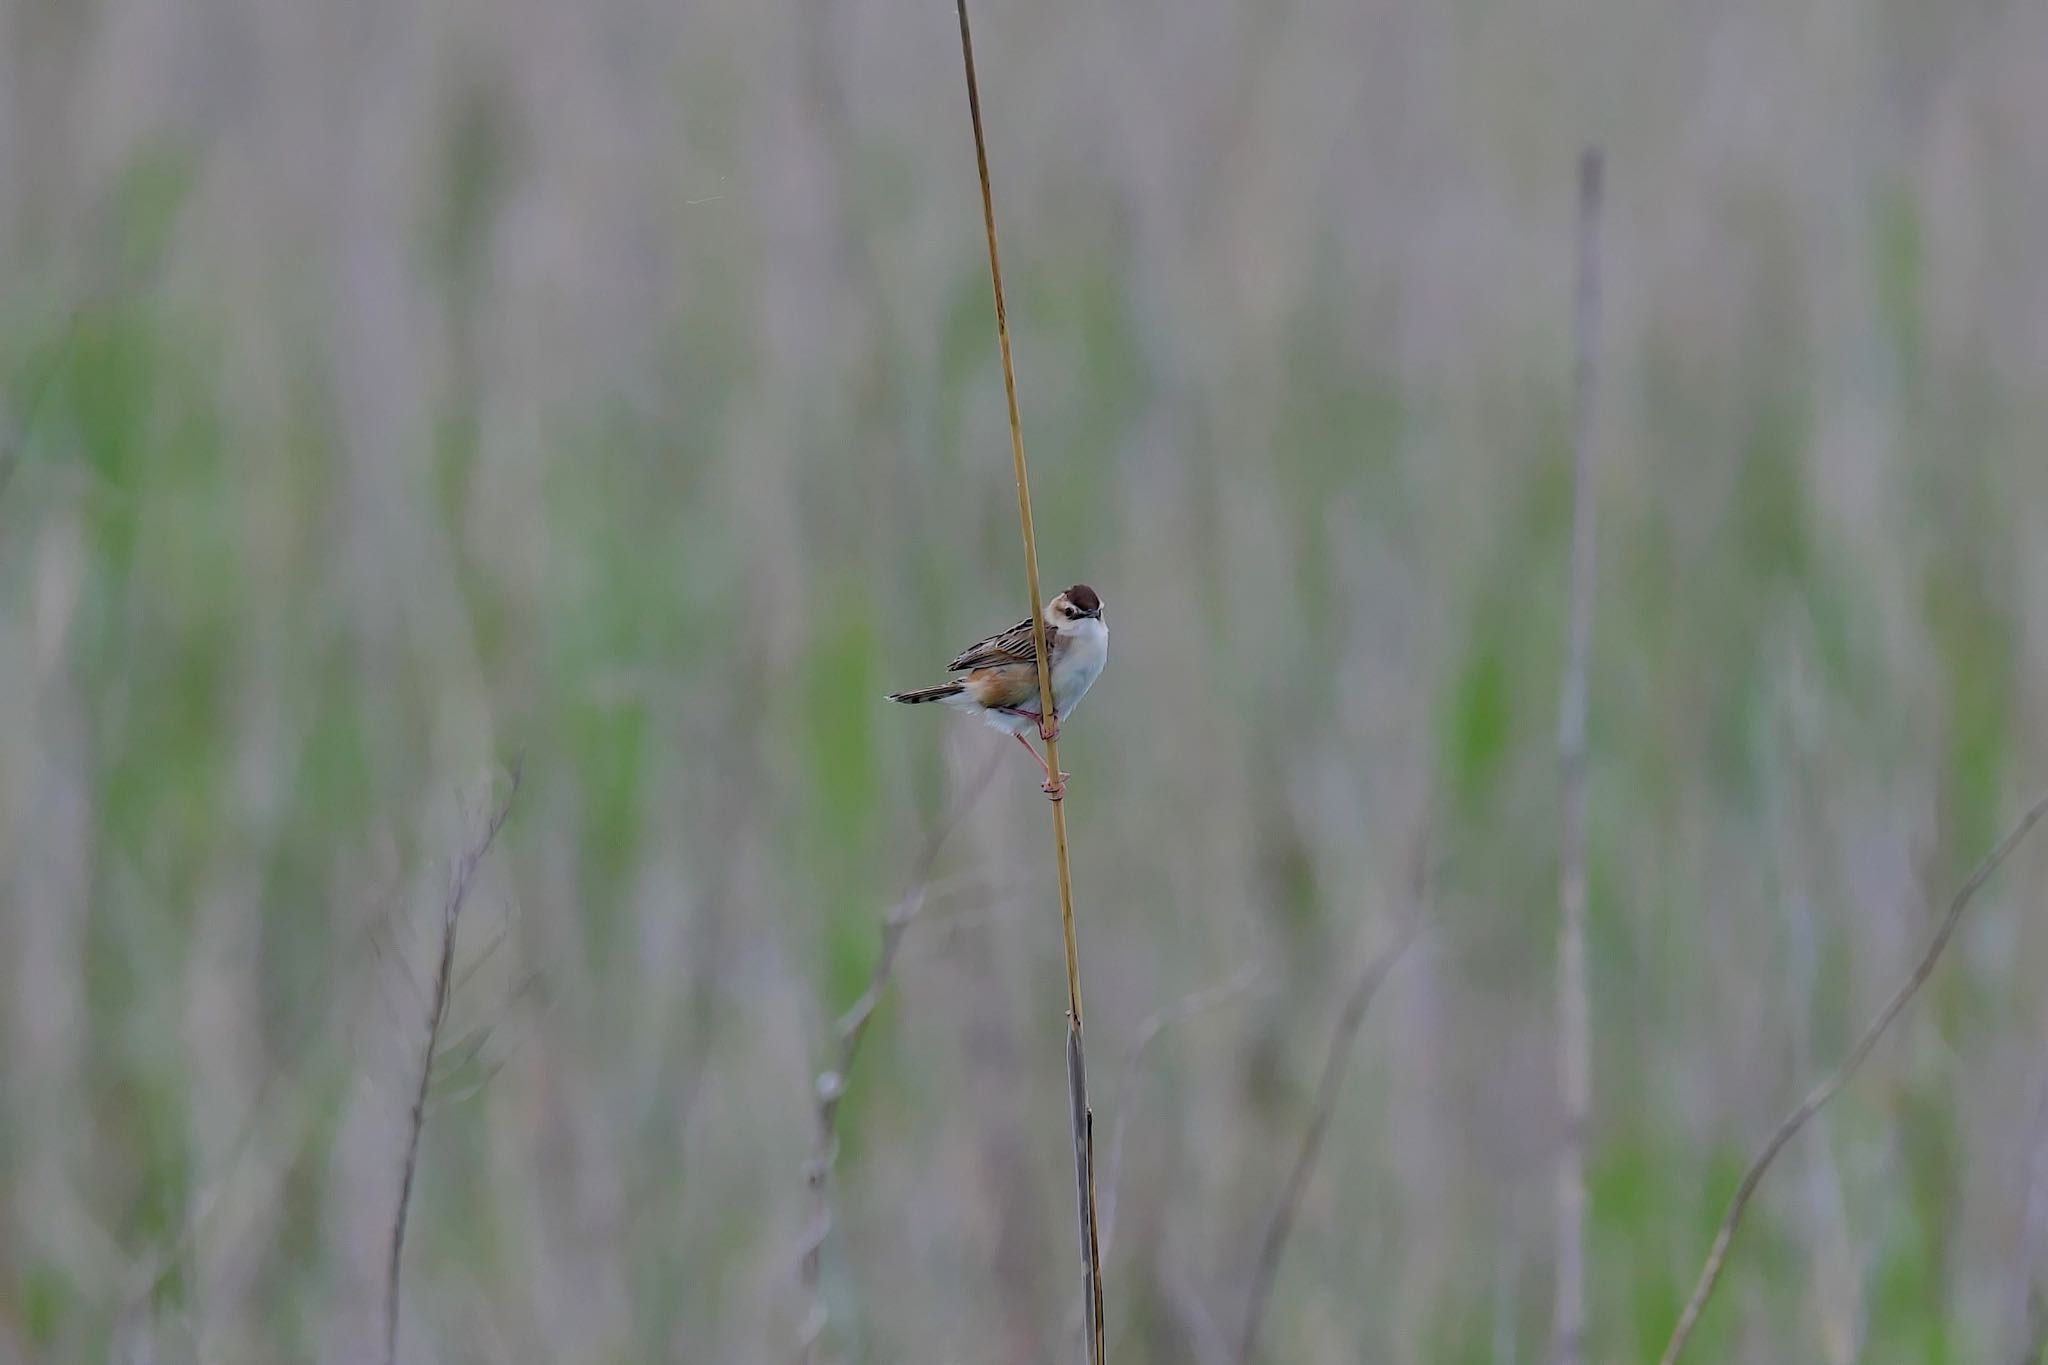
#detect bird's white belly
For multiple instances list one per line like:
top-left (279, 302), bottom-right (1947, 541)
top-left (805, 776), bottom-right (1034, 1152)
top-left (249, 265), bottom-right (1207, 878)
top-left (1051, 620), bottom-right (1108, 716)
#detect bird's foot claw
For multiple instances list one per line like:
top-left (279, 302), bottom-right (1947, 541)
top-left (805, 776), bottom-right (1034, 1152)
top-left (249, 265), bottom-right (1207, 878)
top-left (1039, 712), bottom-right (1062, 743)
top-left (1041, 774), bottom-right (1069, 800)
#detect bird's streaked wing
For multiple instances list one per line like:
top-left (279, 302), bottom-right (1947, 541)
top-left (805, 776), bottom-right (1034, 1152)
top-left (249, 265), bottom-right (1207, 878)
top-left (947, 617), bottom-right (1056, 672)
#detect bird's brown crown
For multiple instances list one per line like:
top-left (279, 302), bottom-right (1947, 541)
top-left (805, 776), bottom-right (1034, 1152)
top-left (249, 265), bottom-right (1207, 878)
top-left (1063, 584), bottom-right (1101, 616)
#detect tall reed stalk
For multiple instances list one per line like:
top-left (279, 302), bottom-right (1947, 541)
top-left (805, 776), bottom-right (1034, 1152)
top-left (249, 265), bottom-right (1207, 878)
top-left (951, 3), bottom-right (1106, 1358)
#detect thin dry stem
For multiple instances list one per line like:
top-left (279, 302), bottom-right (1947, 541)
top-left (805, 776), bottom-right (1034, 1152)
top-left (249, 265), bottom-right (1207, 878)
top-left (1553, 146), bottom-right (1603, 1365)
top-left (383, 760), bottom-right (523, 1365)
top-left (0, 422), bottom-right (20, 501)
top-left (795, 750), bottom-right (1004, 1364)
top-left (1238, 856), bottom-right (1428, 1365)
top-left (1659, 790), bottom-right (2048, 1365)
top-left (1099, 965), bottom-right (1262, 1259)
top-left (952, 3), bottom-right (1105, 1360)
top-left (117, 866), bottom-right (414, 1320)
top-left (2019, 1298), bottom-right (2048, 1365)
top-left (2012, 1059), bottom-right (2048, 1363)
top-left (1161, 1256), bottom-right (1233, 1365)
top-left (0, 316), bottom-right (77, 507)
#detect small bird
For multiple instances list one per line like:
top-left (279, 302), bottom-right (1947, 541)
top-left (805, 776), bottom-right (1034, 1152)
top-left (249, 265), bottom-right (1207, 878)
top-left (887, 584), bottom-right (1108, 797)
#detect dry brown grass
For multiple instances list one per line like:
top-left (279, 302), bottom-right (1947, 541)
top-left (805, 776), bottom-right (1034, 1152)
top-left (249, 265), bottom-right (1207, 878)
top-left (383, 762), bottom-right (522, 1365)
top-left (953, 2), bottom-right (1105, 1355)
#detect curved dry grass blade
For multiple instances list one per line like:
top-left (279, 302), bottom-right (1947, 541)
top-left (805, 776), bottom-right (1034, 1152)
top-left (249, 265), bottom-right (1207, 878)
top-left (1238, 863), bottom-right (1427, 1365)
top-left (1659, 790), bottom-right (2048, 1365)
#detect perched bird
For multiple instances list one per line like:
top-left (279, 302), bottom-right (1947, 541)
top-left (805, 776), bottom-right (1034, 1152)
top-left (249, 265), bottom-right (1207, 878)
top-left (887, 584), bottom-right (1107, 796)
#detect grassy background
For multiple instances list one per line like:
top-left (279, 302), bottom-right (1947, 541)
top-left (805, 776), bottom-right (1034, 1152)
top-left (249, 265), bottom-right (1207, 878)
top-left (4, 0), bottom-right (2048, 1360)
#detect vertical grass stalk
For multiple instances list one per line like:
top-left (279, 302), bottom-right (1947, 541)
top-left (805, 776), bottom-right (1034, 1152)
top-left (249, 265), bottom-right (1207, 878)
top-left (1553, 147), bottom-right (1603, 1365)
top-left (951, 3), bottom-right (1106, 1358)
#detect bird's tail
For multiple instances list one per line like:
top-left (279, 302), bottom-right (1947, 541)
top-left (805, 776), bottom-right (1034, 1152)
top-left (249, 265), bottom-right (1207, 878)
top-left (886, 682), bottom-right (966, 704)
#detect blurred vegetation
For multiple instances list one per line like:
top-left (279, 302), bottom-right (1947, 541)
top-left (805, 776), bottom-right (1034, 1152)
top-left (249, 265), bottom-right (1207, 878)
top-left (3, 0), bottom-right (2048, 1362)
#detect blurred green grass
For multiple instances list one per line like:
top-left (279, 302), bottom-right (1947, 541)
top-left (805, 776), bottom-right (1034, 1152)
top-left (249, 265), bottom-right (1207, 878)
top-left (3, 3), bottom-right (2048, 1359)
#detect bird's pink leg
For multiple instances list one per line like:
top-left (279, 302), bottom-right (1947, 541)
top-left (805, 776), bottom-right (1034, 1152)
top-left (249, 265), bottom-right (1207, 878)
top-left (1011, 732), bottom-right (1050, 777)
top-left (1011, 733), bottom-right (1069, 798)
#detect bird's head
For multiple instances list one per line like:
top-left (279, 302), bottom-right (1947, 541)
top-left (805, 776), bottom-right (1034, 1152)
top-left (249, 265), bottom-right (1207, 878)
top-left (1049, 584), bottom-right (1104, 626)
